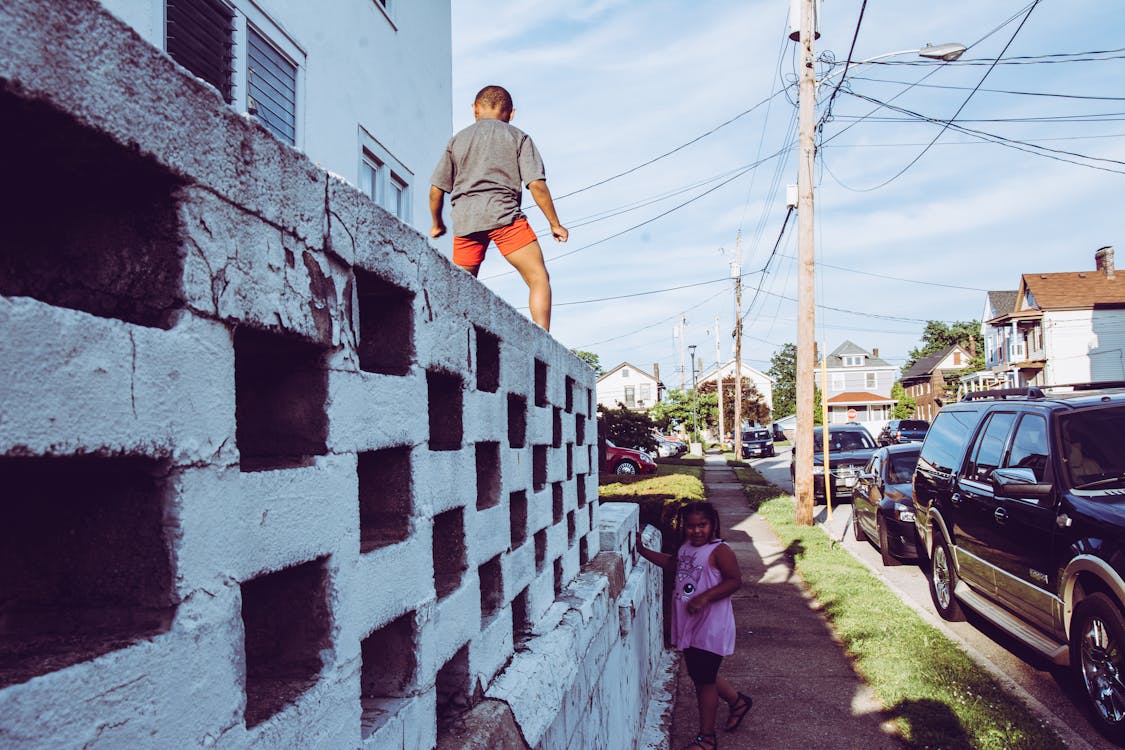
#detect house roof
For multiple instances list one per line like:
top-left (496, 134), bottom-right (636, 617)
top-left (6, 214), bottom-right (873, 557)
top-left (826, 391), bottom-right (895, 405)
top-left (901, 344), bottom-right (970, 380)
top-left (986, 290), bottom-right (1018, 320)
top-left (696, 360), bottom-right (772, 384)
top-left (823, 340), bottom-right (894, 369)
top-left (596, 361), bottom-right (659, 383)
top-left (1017, 270), bottom-right (1125, 312)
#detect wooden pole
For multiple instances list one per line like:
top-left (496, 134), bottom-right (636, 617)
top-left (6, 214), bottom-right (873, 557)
top-left (794, 0), bottom-right (816, 525)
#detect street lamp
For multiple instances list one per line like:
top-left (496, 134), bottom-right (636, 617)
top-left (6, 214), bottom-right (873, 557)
top-left (793, 0), bottom-right (966, 527)
top-left (688, 344), bottom-right (698, 437)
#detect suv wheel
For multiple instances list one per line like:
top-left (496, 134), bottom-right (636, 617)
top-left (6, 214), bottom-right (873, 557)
top-left (1072, 593), bottom-right (1125, 740)
top-left (614, 460), bottom-right (638, 475)
top-left (928, 534), bottom-right (964, 621)
top-left (878, 520), bottom-right (901, 567)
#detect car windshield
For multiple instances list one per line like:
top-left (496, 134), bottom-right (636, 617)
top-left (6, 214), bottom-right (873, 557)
top-left (812, 430), bottom-right (875, 452)
top-left (900, 420), bottom-right (929, 430)
top-left (744, 430), bottom-right (769, 440)
top-left (1061, 405), bottom-right (1125, 489)
top-left (886, 451), bottom-right (921, 483)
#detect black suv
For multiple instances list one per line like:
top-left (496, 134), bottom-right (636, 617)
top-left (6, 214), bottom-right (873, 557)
top-left (789, 424), bottom-right (878, 503)
top-left (912, 385), bottom-right (1125, 741)
top-left (877, 419), bottom-right (930, 446)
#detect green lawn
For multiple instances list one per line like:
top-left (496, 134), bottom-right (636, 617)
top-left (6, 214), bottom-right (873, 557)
top-left (728, 465), bottom-right (1066, 750)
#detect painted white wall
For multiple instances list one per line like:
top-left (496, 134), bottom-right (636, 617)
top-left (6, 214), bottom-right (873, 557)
top-left (1044, 309), bottom-right (1125, 385)
top-left (97, 0), bottom-right (451, 233)
top-left (597, 365), bottom-right (660, 410)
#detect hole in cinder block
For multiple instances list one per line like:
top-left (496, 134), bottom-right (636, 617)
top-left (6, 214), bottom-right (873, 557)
top-left (433, 508), bottom-right (466, 600)
top-left (534, 359), bottom-right (548, 408)
top-left (567, 444), bottom-right (574, 480)
top-left (358, 447), bottom-right (412, 553)
top-left (587, 388), bottom-right (593, 415)
top-left (552, 482), bottom-right (564, 525)
top-left (567, 510), bottom-right (576, 548)
top-left (565, 376), bottom-right (575, 413)
top-left (475, 442), bottom-right (500, 510)
top-left (579, 536), bottom-right (590, 566)
top-left (534, 530), bottom-right (547, 573)
top-left (427, 370), bottom-right (463, 451)
top-left (241, 558), bottom-right (331, 727)
top-left (509, 491), bottom-right (527, 550)
top-left (533, 446), bottom-right (547, 492)
top-left (479, 555), bottom-right (503, 625)
top-left (552, 407), bottom-right (562, 449)
top-left (0, 456), bottom-right (175, 690)
top-left (577, 473), bottom-right (587, 508)
top-left (361, 611), bottom-right (417, 739)
top-left (553, 558), bottom-right (563, 598)
top-left (474, 326), bottom-right (500, 393)
top-left (235, 327), bottom-right (328, 472)
top-left (576, 414), bottom-right (586, 446)
top-left (0, 90), bottom-right (184, 329)
top-left (355, 269), bottom-right (414, 376)
top-left (507, 393), bottom-right (527, 449)
top-left (435, 644), bottom-right (470, 730)
top-left (589, 503), bottom-right (596, 534)
top-left (512, 587), bottom-right (530, 646)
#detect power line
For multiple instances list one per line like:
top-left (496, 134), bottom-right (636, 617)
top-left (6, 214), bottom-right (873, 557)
top-left (848, 75), bottom-right (1125, 102)
top-left (772, 253), bottom-right (990, 291)
top-left (821, 0), bottom-right (868, 124)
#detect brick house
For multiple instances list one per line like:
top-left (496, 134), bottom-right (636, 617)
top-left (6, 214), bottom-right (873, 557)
top-left (900, 344), bottom-right (973, 420)
top-left (596, 362), bottom-right (663, 411)
top-left (821, 341), bottom-right (898, 429)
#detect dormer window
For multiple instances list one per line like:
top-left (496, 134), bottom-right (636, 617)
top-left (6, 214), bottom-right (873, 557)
top-left (842, 355), bottom-right (865, 367)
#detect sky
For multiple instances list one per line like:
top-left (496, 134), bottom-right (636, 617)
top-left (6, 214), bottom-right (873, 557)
top-left (445, 0), bottom-right (1125, 390)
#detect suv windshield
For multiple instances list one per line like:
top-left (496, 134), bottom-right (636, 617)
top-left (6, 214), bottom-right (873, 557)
top-left (900, 420), bottom-right (928, 430)
top-left (812, 430), bottom-right (875, 452)
top-left (744, 430), bottom-right (770, 441)
top-left (1060, 405), bottom-right (1125, 489)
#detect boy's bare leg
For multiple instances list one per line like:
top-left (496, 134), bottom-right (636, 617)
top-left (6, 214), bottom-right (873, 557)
top-left (504, 241), bottom-right (552, 331)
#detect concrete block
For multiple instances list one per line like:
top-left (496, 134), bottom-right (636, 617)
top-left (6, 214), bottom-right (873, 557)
top-left (326, 369), bottom-right (427, 452)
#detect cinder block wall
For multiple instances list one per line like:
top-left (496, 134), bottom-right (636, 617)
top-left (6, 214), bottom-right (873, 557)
top-left (0, 1), bottom-right (670, 748)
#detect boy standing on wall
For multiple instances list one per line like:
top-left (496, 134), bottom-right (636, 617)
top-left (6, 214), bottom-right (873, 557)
top-left (429, 85), bottom-right (567, 331)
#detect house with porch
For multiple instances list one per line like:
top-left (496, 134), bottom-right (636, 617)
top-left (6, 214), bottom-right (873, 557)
top-left (962, 247), bottom-right (1125, 392)
top-left (696, 360), bottom-right (773, 421)
top-left (821, 341), bottom-right (898, 431)
top-left (900, 344), bottom-right (974, 420)
top-left (596, 362), bottom-right (663, 411)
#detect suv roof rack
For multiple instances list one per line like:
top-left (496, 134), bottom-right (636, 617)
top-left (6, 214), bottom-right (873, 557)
top-left (961, 386), bottom-right (1045, 401)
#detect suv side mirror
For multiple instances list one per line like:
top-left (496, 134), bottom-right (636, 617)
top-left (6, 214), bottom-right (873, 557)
top-left (991, 467), bottom-right (1053, 500)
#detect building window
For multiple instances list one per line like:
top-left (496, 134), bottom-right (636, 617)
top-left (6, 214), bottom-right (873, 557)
top-left (622, 368), bottom-right (630, 378)
top-left (865, 372), bottom-right (877, 390)
top-left (359, 131), bottom-right (413, 223)
top-left (624, 386), bottom-right (635, 408)
top-left (842, 355), bottom-right (864, 367)
top-left (166, 0), bottom-right (235, 103)
top-left (640, 384), bottom-right (651, 402)
top-left (246, 27), bottom-right (298, 145)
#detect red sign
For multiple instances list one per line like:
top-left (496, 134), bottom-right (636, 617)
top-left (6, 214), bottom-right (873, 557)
top-left (846, 408), bottom-right (857, 420)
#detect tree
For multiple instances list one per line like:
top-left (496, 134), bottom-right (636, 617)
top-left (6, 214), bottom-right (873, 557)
top-left (698, 379), bottom-right (770, 434)
top-left (768, 343), bottom-right (797, 418)
top-left (891, 381), bottom-right (916, 419)
top-left (571, 349), bottom-right (603, 376)
top-left (902, 321), bottom-right (982, 375)
top-left (649, 389), bottom-right (694, 432)
top-left (597, 402), bottom-right (658, 451)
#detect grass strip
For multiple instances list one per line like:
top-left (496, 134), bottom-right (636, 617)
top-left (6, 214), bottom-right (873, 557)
top-left (729, 467), bottom-right (1064, 749)
top-left (598, 470), bottom-right (704, 532)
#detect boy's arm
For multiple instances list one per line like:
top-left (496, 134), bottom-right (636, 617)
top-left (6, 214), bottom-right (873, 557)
top-left (429, 186), bottom-right (447, 238)
top-left (686, 543), bottom-right (741, 613)
top-left (527, 180), bottom-right (568, 242)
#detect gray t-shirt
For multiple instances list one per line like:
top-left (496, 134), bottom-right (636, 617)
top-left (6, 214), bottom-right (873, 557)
top-left (430, 119), bottom-right (546, 236)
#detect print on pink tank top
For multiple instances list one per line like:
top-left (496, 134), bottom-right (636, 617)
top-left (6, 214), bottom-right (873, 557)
top-left (671, 539), bottom-right (736, 656)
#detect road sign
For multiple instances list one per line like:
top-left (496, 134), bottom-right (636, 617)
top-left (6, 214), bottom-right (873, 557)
top-left (846, 408), bottom-right (857, 420)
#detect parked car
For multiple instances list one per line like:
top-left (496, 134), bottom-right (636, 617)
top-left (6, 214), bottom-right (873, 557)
top-left (876, 419), bottom-right (930, 446)
top-left (605, 440), bottom-right (658, 475)
top-left (741, 428), bottom-right (775, 458)
top-left (852, 444), bottom-right (922, 566)
top-left (771, 423), bottom-right (787, 442)
top-left (654, 436), bottom-right (687, 458)
top-left (789, 424), bottom-right (878, 503)
top-left (912, 384), bottom-right (1125, 742)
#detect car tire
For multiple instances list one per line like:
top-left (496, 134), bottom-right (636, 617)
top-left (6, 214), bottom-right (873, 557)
top-left (878, 519), bottom-right (901, 567)
top-left (852, 507), bottom-right (866, 542)
top-left (928, 533), bottom-right (964, 621)
top-left (1071, 593), bottom-right (1125, 742)
top-left (613, 460), bottom-right (638, 475)
top-left (768, 448), bottom-right (776, 457)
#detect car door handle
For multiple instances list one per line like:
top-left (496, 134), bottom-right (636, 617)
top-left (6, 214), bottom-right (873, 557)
top-left (994, 507), bottom-right (1009, 524)
top-left (951, 492), bottom-right (962, 506)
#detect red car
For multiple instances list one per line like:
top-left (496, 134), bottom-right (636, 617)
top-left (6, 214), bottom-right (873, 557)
top-left (605, 440), bottom-right (658, 475)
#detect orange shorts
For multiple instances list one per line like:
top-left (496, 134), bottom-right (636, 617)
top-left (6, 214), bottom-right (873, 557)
top-left (452, 218), bottom-right (537, 267)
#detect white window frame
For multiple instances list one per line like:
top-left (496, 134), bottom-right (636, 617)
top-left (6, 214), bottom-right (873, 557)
top-left (865, 372), bottom-right (877, 390)
top-left (359, 127), bottom-right (414, 223)
top-left (233, 3), bottom-right (306, 148)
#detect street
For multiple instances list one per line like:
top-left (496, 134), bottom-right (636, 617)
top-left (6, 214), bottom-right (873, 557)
top-left (751, 448), bottom-right (1111, 750)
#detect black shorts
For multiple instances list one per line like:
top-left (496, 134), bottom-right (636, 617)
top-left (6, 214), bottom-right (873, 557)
top-left (683, 647), bottom-right (723, 685)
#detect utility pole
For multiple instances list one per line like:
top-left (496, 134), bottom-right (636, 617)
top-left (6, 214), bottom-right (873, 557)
top-left (733, 235), bottom-right (743, 461)
top-left (679, 316), bottom-right (687, 392)
top-left (715, 317), bottom-right (725, 446)
top-left (794, 0), bottom-right (816, 526)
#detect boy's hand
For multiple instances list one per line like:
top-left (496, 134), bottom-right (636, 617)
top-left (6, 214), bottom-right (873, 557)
top-left (430, 222), bottom-right (446, 239)
top-left (551, 224), bottom-right (569, 243)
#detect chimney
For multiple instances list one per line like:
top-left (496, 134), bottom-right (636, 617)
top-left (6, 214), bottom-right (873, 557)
top-left (652, 363), bottom-right (661, 383)
top-left (872, 347), bottom-right (879, 358)
top-left (1096, 246), bottom-right (1115, 279)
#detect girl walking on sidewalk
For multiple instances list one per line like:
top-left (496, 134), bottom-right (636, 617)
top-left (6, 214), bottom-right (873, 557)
top-left (636, 501), bottom-right (753, 750)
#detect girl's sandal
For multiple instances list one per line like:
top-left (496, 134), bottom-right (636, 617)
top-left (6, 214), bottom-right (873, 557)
top-left (684, 733), bottom-right (717, 750)
top-left (724, 691), bottom-right (753, 732)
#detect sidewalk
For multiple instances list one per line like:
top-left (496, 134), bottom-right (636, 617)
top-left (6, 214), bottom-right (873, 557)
top-left (668, 453), bottom-right (903, 749)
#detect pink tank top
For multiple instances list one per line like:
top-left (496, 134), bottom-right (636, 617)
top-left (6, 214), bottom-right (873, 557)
top-left (671, 539), bottom-right (736, 656)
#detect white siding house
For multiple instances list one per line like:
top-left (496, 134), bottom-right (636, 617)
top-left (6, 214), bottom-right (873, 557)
top-left (596, 362), bottom-right (661, 411)
top-left (822, 341), bottom-right (897, 430)
top-left (696, 360), bottom-right (773, 422)
top-left (98, 0), bottom-right (452, 232)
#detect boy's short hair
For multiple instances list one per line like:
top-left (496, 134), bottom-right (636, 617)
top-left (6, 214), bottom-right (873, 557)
top-left (474, 85), bottom-right (513, 112)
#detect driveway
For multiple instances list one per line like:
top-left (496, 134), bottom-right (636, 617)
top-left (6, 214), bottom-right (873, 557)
top-left (749, 447), bottom-right (1109, 750)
